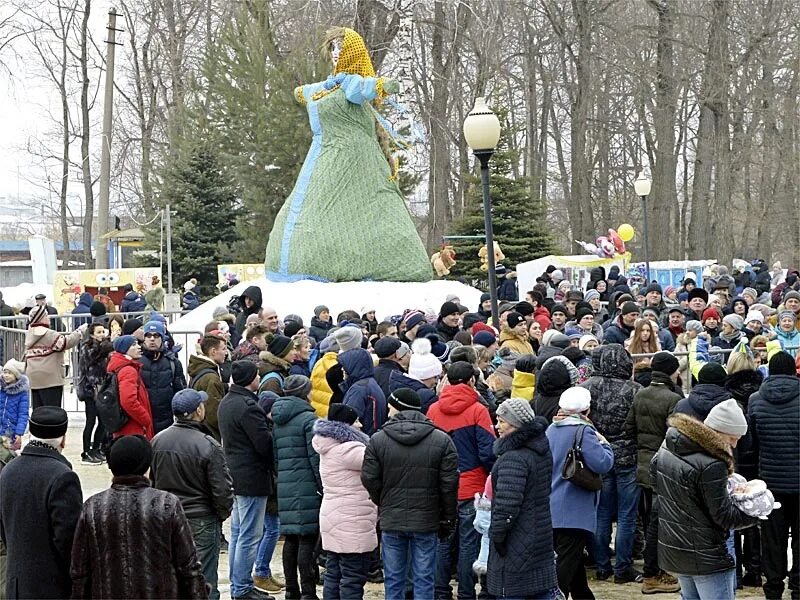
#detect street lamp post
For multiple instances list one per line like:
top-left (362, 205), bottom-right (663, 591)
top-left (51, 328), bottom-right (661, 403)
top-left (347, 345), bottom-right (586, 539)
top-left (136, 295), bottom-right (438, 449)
top-left (634, 171), bottom-right (652, 283)
top-left (463, 97), bottom-right (502, 326)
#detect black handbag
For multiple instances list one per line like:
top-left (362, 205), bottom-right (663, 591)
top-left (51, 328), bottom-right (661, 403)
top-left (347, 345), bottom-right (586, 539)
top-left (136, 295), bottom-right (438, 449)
top-left (561, 425), bottom-right (603, 491)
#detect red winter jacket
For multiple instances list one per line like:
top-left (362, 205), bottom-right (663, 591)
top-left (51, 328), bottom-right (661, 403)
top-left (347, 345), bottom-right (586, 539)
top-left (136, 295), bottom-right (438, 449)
top-left (427, 383), bottom-right (496, 500)
top-left (106, 351), bottom-right (154, 440)
top-left (533, 306), bottom-right (552, 332)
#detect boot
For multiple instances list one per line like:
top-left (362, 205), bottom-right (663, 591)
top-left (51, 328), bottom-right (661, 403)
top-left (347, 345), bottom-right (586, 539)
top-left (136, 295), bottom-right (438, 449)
top-left (90, 444), bottom-right (105, 462)
top-left (642, 573), bottom-right (681, 594)
top-left (81, 451), bottom-right (102, 465)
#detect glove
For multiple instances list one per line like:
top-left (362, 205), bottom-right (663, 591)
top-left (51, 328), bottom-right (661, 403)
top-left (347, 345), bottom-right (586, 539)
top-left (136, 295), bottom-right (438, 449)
top-left (437, 520), bottom-right (455, 540)
top-left (382, 78), bottom-right (400, 94)
top-left (492, 537), bottom-right (508, 557)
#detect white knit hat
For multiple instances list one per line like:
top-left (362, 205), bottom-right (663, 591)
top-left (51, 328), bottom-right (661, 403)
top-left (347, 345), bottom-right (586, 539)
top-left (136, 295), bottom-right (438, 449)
top-left (408, 338), bottom-right (443, 381)
top-left (744, 311), bottom-right (764, 325)
top-left (559, 387), bottom-right (591, 413)
top-left (2, 359), bottom-right (25, 379)
top-left (704, 399), bottom-right (748, 436)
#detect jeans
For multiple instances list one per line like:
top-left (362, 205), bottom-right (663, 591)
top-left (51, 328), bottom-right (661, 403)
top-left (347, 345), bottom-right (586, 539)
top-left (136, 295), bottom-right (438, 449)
top-left (382, 530), bottom-right (437, 600)
top-left (641, 487), bottom-right (660, 578)
top-left (254, 512), bottom-right (280, 578)
top-left (283, 533), bottom-right (318, 598)
top-left (188, 515), bottom-right (221, 600)
top-left (676, 569), bottom-right (736, 600)
top-left (593, 465), bottom-right (640, 576)
top-left (229, 495), bottom-right (267, 598)
top-left (436, 499), bottom-right (481, 599)
top-left (554, 528), bottom-right (594, 600)
top-left (761, 493), bottom-right (799, 600)
top-left (81, 398), bottom-right (106, 454)
top-left (323, 551), bottom-right (370, 600)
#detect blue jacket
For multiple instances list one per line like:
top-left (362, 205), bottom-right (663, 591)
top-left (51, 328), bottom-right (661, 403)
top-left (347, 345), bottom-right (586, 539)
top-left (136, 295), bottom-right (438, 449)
top-left (775, 327), bottom-right (800, 358)
top-left (182, 290), bottom-right (200, 311)
top-left (0, 375), bottom-right (29, 438)
top-left (139, 349), bottom-right (186, 434)
top-left (339, 349), bottom-right (387, 436)
top-left (546, 421), bottom-right (614, 533)
top-left (388, 370), bottom-right (438, 414)
top-left (71, 293), bottom-right (93, 327)
top-left (603, 316), bottom-right (634, 346)
top-left (120, 291), bottom-right (146, 313)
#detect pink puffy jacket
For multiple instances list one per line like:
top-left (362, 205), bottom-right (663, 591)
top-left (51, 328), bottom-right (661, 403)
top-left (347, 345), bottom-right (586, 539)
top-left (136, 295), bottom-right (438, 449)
top-left (311, 419), bottom-right (378, 553)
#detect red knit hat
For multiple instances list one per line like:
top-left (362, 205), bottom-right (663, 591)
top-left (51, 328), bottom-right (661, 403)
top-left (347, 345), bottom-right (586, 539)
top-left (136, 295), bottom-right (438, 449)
top-left (471, 321), bottom-right (498, 336)
top-left (702, 307), bottom-right (721, 322)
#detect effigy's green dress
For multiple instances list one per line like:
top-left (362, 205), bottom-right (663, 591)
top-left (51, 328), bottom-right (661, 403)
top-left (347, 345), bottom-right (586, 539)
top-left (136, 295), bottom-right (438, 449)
top-left (264, 73), bottom-right (432, 282)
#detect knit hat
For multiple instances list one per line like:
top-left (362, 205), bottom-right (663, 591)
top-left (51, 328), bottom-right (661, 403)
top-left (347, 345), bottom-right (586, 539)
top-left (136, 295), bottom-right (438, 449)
top-left (745, 312), bottom-right (764, 325)
top-left (645, 282), bottom-right (663, 295)
top-left (704, 399), bottom-right (748, 436)
top-left (621, 302), bottom-right (641, 316)
top-left (506, 312), bottom-right (525, 329)
top-left (28, 305), bottom-right (49, 326)
top-left (551, 269), bottom-right (564, 281)
top-left (318, 336), bottom-right (340, 354)
top-left (143, 320), bottom-right (165, 338)
top-left (778, 310), bottom-right (797, 323)
top-left (314, 305), bottom-right (329, 318)
top-left (664, 286), bottom-right (677, 298)
top-left (108, 434), bottom-right (153, 477)
top-left (559, 387), bottom-right (591, 413)
top-left (650, 351), bottom-right (679, 376)
top-left (768, 351), bottom-right (796, 376)
top-left (172, 389), bottom-right (207, 416)
top-left (439, 301), bottom-right (460, 320)
top-left (212, 306), bottom-right (233, 321)
top-left (575, 307), bottom-right (593, 323)
top-left (112, 335), bottom-right (137, 355)
top-left (471, 322), bottom-right (497, 336)
top-left (28, 406), bottom-right (68, 438)
top-left (425, 335), bottom-right (450, 363)
top-left (584, 289), bottom-right (600, 303)
top-left (328, 403), bottom-right (358, 425)
top-left (267, 334), bottom-right (293, 358)
top-left (678, 292), bottom-right (689, 302)
top-left (473, 330), bottom-right (497, 347)
top-left (333, 326), bottom-right (363, 352)
top-left (723, 314), bottom-right (744, 331)
top-left (284, 321), bottom-right (303, 337)
top-left (408, 338), bottom-right (443, 381)
top-left (2, 359), bottom-right (25, 379)
top-left (566, 290), bottom-right (584, 303)
top-left (685, 320), bottom-right (704, 334)
top-left (245, 313), bottom-right (262, 327)
top-left (403, 310), bottom-right (426, 330)
top-left (514, 301), bottom-right (534, 317)
top-left (702, 308), bottom-right (721, 322)
top-left (258, 391), bottom-right (280, 415)
top-left (374, 337), bottom-right (402, 359)
top-left (578, 334), bottom-right (598, 350)
top-left (283, 375), bottom-right (312, 399)
top-left (742, 287), bottom-right (758, 301)
top-left (551, 304), bottom-right (567, 316)
top-left (688, 288), bottom-right (709, 303)
top-left (183, 279), bottom-right (196, 291)
top-left (461, 313), bottom-right (482, 331)
top-left (388, 387), bottom-right (422, 412)
top-left (479, 292), bottom-right (491, 304)
top-left (284, 314), bottom-right (304, 326)
top-left (543, 355), bottom-right (580, 386)
top-left (496, 398), bottom-right (535, 428)
top-left (447, 361), bottom-right (476, 385)
top-left (231, 360), bottom-right (258, 386)
top-left (122, 318), bottom-right (143, 336)
top-left (89, 301), bottom-right (106, 317)
top-left (698, 362), bottom-right (727, 386)
top-left (784, 290), bottom-right (800, 303)
top-left (565, 328), bottom-right (583, 341)
top-left (642, 307), bottom-right (660, 320)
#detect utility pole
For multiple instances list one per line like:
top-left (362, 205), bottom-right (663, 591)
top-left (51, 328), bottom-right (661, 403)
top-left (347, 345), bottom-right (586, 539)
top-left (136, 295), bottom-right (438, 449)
top-left (96, 7), bottom-right (121, 269)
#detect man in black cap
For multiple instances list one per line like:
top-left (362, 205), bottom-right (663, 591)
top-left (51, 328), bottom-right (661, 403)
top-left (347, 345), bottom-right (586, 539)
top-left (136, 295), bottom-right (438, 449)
top-left (373, 337), bottom-right (410, 398)
top-left (70, 435), bottom-right (206, 599)
top-left (604, 301), bottom-right (641, 345)
top-left (625, 352), bottom-right (683, 594)
top-left (151, 389), bottom-right (234, 600)
top-left (218, 361), bottom-right (275, 600)
top-left (0, 406), bottom-right (82, 599)
top-left (687, 288), bottom-right (709, 321)
top-left (361, 388), bottom-right (459, 600)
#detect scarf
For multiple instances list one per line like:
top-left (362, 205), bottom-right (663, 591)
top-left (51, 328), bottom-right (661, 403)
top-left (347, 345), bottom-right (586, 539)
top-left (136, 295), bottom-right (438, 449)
top-left (552, 411), bottom-right (594, 427)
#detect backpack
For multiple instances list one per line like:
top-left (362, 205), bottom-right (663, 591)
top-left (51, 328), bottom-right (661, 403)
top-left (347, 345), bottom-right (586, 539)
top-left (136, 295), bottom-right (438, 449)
top-left (258, 371), bottom-right (284, 394)
top-left (189, 368), bottom-right (218, 389)
top-left (95, 371), bottom-right (129, 432)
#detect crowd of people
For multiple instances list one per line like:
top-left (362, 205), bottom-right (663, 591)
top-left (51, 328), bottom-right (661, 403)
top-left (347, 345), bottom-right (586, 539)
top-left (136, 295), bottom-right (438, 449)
top-left (0, 261), bottom-right (796, 600)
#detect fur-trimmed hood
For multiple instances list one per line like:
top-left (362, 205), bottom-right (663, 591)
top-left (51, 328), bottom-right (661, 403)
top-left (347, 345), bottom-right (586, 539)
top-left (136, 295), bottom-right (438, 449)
top-left (313, 418), bottom-right (369, 445)
top-left (259, 350), bottom-right (291, 371)
top-left (666, 413), bottom-right (735, 474)
top-left (0, 375), bottom-right (29, 395)
top-left (493, 416), bottom-right (549, 456)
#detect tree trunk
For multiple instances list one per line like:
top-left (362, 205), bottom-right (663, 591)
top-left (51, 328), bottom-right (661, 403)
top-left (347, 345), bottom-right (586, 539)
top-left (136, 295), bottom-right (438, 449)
top-left (79, 0), bottom-right (94, 267)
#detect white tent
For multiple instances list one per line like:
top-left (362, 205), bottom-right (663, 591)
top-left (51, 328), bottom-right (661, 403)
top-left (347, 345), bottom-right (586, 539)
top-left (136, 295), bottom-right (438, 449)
top-left (517, 254), bottom-right (627, 293)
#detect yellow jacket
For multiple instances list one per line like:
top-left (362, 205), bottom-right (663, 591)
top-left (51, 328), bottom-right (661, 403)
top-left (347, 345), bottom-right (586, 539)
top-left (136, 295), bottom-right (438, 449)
top-left (310, 351), bottom-right (339, 418)
top-left (510, 370), bottom-right (535, 401)
top-left (498, 329), bottom-right (534, 356)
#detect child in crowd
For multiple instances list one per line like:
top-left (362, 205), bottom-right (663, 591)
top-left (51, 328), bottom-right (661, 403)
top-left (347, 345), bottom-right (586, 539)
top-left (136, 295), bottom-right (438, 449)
top-left (0, 360), bottom-right (29, 451)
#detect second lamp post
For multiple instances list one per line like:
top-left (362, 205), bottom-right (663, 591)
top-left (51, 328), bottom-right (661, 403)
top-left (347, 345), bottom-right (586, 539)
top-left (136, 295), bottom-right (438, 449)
top-left (634, 171), bottom-right (652, 284)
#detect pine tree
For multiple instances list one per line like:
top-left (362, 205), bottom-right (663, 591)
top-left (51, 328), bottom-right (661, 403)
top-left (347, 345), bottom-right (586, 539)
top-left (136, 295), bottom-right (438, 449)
top-left (447, 126), bottom-right (552, 282)
top-left (159, 145), bottom-right (243, 296)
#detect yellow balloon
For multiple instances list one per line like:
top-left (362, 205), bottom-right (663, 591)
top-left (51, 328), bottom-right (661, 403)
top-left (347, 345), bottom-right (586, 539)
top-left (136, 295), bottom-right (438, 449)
top-left (618, 223), bottom-right (635, 242)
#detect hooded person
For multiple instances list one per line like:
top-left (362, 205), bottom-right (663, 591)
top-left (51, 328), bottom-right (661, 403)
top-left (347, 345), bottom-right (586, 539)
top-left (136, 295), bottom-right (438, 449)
top-left (580, 344), bottom-right (643, 582)
top-left (338, 348), bottom-right (387, 436)
top-left (673, 362), bottom-right (731, 421)
top-left (234, 285), bottom-right (263, 335)
top-left (534, 330), bottom-right (571, 372)
top-left (388, 337), bottom-right (441, 414)
top-left (510, 354), bottom-right (537, 401)
top-left (71, 292), bottom-right (94, 327)
top-left (309, 336), bottom-right (341, 418)
top-left (532, 355), bottom-right (579, 424)
top-left (120, 283), bottom-right (146, 314)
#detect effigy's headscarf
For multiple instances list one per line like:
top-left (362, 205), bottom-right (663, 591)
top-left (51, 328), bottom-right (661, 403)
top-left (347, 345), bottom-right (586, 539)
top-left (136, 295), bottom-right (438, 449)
top-left (333, 28), bottom-right (375, 78)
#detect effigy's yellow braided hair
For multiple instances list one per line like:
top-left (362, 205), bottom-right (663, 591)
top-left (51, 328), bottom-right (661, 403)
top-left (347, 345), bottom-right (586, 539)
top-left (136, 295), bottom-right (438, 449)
top-left (319, 27), bottom-right (398, 179)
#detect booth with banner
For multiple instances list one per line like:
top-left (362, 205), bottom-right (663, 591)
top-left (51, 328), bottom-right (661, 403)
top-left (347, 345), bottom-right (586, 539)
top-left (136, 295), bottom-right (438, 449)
top-left (517, 254), bottom-right (629, 293)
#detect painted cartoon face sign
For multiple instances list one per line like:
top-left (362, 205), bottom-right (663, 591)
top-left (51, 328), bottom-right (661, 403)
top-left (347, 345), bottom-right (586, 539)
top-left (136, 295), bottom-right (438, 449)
top-left (330, 38), bottom-right (343, 66)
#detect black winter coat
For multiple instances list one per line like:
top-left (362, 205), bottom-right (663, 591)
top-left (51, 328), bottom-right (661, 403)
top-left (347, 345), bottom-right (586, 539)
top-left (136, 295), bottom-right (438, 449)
top-left (70, 476), bottom-right (207, 599)
top-left (76, 337), bottom-right (113, 400)
top-left (0, 444), bottom-right (83, 599)
top-left (581, 344), bottom-right (641, 468)
top-left (436, 321), bottom-right (460, 342)
top-left (748, 374), bottom-right (800, 495)
top-left (531, 358), bottom-right (573, 424)
top-left (308, 316), bottom-right (333, 343)
top-left (140, 350), bottom-right (187, 434)
top-left (654, 414), bottom-right (758, 576)
top-left (374, 359), bottom-right (404, 399)
top-left (233, 286), bottom-right (262, 335)
top-left (487, 418), bottom-right (557, 597)
top-left (603, 317), bottom-right (634, 346)
top-left (217, 384), bottom-right (274, 497)
top-left (388, 371), bottom-right (438, 414)
top-left (361, 411), bottom-right (458, 533)
top-left (673, 383), bottom-right (730, 421)
top-left (725, 369), bottom-right (763, 479)
top-left (151, 420), bottom-right (234, 521)
top-left (624, 371), bottom-right (682, 488)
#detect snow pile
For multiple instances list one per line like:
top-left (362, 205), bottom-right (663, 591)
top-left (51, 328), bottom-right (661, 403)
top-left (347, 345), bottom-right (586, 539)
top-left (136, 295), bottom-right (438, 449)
top-left (169, 278), bottom-right (484, 334)
top-left (0, 282), bottom-right (55, 310)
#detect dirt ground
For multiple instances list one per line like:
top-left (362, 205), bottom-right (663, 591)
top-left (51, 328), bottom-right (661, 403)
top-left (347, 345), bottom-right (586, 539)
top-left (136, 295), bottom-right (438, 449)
top-left (66, 419), bottom-right (785, 600)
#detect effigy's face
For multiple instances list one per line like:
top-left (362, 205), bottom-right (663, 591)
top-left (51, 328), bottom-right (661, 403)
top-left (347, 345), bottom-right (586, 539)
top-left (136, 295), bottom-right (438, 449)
top-left (330, 38), bottom-right (343, 67)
